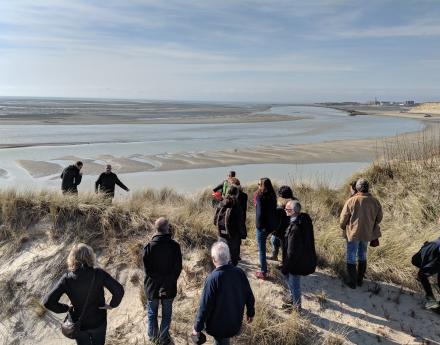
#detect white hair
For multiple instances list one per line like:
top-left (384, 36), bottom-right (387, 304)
top-left (211, 241), bottom-right (231, 266)
top-left (287, 200), bottom-right (301, 214)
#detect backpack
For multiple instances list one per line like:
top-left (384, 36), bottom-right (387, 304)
top-left (214, 206), bottom-right (232, 237)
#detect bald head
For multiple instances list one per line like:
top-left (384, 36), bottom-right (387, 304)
top-left (154, 217), bottom-right (169, 234)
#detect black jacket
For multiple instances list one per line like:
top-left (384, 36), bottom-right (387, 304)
top-left (282, 213), bottom-right (317, 276)
top-left (194, 264), bottom-right (255, 338)
top-left (412, 238), bottom-right (440, 276)
top-left (213, 180), bottom-right (228, 195)
top-left (143, 234), bottom-right (182, 300)
top-left (43, 267), bottom-right (124, 330)
top-left (95, 172), bottom-right (128, 197)
top-left (61, 165), bottom-right (82, 192)
top-left (238, 191), bottom-right (248, 238)
top-left (274, 205), bottom-right (290, 239)
top-left (255, 193), bottom-right (277, 232)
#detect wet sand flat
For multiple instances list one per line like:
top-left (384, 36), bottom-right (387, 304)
top-left (13, 121), bottom-right (439, 179)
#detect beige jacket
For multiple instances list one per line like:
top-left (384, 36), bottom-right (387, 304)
top-left (340, 193), bottom-right (383, 242)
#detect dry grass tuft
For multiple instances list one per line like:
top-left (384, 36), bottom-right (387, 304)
top-left (28, 296), bottom-right (47, 318)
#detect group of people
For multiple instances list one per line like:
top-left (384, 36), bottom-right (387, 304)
top-left (43, 166), bottom-right (440, 345)
top-left (60, 161), bottom-right (130, 200)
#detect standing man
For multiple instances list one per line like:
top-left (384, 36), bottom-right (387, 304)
top-left (60, 161), bottom-right (83, 195)
top-left (95, 164), bottom-right (129, 200)
top-left (192, 241), bottom-right (255, 345)
top-left (340, 178), bottom-right (383, 289)
top-left (281, 200), bottom-right (316, 310)
top-left (143, 218), bottom-right (182, 345)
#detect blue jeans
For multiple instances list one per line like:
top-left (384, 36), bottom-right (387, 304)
top-left (270, 235), bottom-right (281, 253)
top-left (346, 240), bottom-right (368, 265)
top-left (147, 298), bottom-right (173, 341)
top-left (256, 228), bottom-right (268, 273)
top-left (285, 274), bottom-right (301, 308)
top-left (214, 338), bottom-right (230, 345)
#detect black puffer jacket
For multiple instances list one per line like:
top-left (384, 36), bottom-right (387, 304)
top-left (43, 267), bottom-right (124, 330)
top-left (143, 234), bottom-right (182, 300)
top-left (61, 165), bottom-right (82, 192)
top-left (282, 213), bottom-right (317, 276)
top-left (412, 238), bottom-right (440, 276)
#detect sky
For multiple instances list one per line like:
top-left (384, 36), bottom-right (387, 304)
top-left (0, 0), bottom-right (439, 102)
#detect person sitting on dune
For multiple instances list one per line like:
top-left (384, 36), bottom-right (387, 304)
top-left (412, 217), bottom-right (440, 310)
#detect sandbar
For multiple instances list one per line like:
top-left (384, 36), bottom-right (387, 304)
top-left (14, 121), bottom-right (439, 179)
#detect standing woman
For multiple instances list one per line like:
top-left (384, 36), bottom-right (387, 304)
top-left (254, 177), bottom-right (277, 280)
top-left (44, 243), bottom-right (124, 345)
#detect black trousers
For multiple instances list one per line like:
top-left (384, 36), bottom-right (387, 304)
top-left (76, 323), bottom-right (107, 345)
top-left (418, 270), bottom-right (440, 298)
top-left (227, 235), bottom-right (241, 266)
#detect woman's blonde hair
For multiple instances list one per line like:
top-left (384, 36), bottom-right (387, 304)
top-left (67, 243), bottom-right (96, 271)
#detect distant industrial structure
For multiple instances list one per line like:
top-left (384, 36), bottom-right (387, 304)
top-left (369, 98), bottom-right (416, 106)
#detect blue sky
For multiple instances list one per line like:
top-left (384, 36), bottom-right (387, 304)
top-left (0, 0), bottom-right (439, 102)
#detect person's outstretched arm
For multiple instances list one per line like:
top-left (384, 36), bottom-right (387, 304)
top-left (102, 270), bottom-right (124, 308)
top-left (115, 176), bottom-right (129, 191)
top-left (43, 275), bottom-right (69, 313)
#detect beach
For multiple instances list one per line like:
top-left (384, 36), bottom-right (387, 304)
top-left (0, 98), bottom-right (438, 194)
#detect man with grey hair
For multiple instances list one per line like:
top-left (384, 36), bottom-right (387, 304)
top-left (340, 178), bottom-right (383, 289)
top-left (281, 200), bottom-right (316, 310)
top-left (143, 217), bottom-right (182, 344)
top-left (192, 241), bottom-right (255, 345)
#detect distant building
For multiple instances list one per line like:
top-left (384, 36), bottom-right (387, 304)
top-left (405, 100), bottom-right (415, 106)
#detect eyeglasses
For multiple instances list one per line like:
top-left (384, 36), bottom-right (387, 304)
top-left (285, 208), bottom-right (294, 211)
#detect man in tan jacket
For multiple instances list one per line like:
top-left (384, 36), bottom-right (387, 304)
top-left (340, 178), bottom-right (383, 289)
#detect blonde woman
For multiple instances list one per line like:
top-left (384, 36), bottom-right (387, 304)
top-left (44, 243), bottom-right (124, 345)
